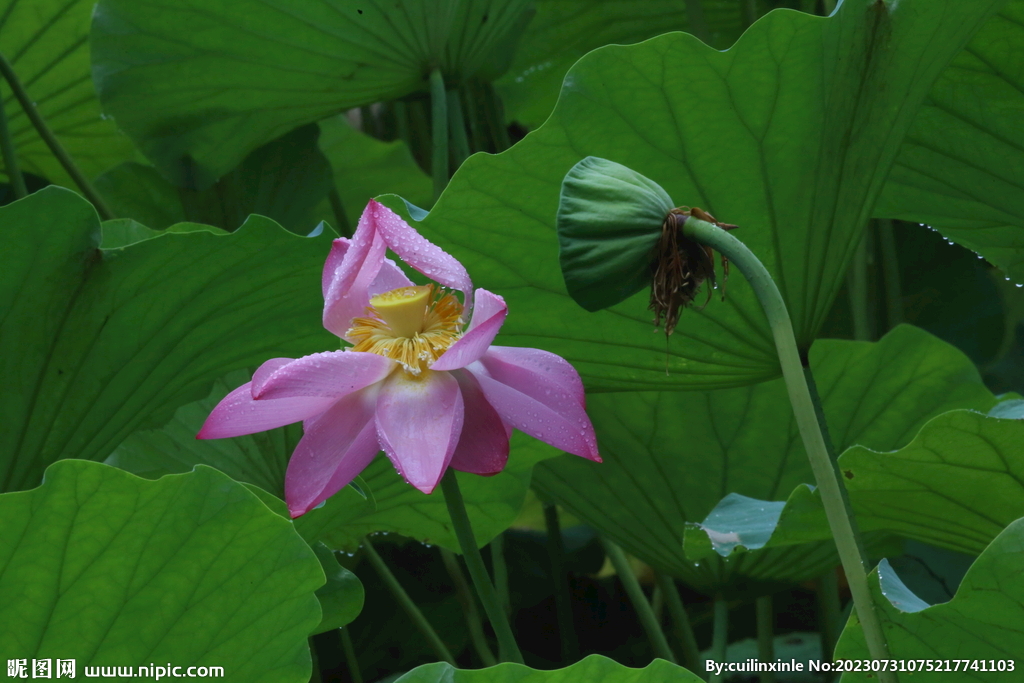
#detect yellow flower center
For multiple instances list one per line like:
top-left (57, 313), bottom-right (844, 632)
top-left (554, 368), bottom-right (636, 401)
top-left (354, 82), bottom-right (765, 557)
top-left (347, 284), bottom-right (464, 376)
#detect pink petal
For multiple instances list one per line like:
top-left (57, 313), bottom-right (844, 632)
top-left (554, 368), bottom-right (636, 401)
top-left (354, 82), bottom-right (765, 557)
top-left (322, 238), bottom-right (350, 299)
top-left (197, 381), bottom-right (335, 439)
top-left (375, 369), bottom-right (464, 493)
top-left (250, 358), bottom-right (294, 396)
top-left (431, 289), bottom-right (508, 371)
top-left (323, 209), bottom-right (387, 338)
top-left (484, 347), bottom-right (586, 407)
top-left (367, 200), bottom-right (473, 305)
top-left (252, 350), bottom-right (394, 400)
top-left (448, 370), bottom-right (509, 475)
top-left (285, 385), bottom-right (381, 517)
top-left (469, 350), bottom-right (599, 461)
top-left (323, 239), bottom-right (412, 301)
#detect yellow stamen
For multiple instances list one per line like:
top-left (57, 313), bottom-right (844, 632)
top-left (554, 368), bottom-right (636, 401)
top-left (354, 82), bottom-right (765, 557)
top-left (348, 284), bottom-right (463, 376)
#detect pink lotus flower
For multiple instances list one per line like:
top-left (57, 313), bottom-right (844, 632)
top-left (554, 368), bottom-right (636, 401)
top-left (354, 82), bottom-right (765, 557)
top-left (198, 200), bottom-right (600, 517)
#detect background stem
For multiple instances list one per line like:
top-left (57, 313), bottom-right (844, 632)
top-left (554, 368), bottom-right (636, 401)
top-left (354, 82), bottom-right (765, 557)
top-left (710, 598), bottom-right (728, 683)
top-left (327, 187), bottom-right (351, 238)
top-left (756, 595), bottom-right (775, 683)
top-left (817, 569), bottom-right (843, 660)
top-left (447, 88), bottom-right (471, 170)
top-left (877, 219), bottom-right (905, 329)
top-left (600, 537), bottom-right (677, 663)
top-left (441, 469), bottom-right (524, 664)
top-left (362, 537), bottom-right (457, 665)
top-left (439, 548), bottom-right (498, 667)
top-left (682, 218), bottom-right (896, 680)
top-left (0, 52), bottom-right (113, 219)
top-left (684, 0), bottom-right (710, 42)
top-left (544, 502), bottom-right (579, 662)
top-left (0, 85), bottom-right (27, 199)
top-left (654, 572), bottom-right (701, 672)
top-left (846, 231), bottom-right (871, 341)
top-left (429, 69), bottom-right (449, 201)
top-left (490, 533), bottom-right (510, 616)
top-left (340, 627), bottom-right (363, 683)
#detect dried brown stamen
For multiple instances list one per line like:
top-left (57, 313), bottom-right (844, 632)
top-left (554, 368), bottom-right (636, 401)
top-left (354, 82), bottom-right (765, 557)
top-left (648, 207), bottom-right (738, 336)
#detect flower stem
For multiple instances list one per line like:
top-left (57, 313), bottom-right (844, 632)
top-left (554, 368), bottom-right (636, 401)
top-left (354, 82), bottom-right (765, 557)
top-left (709, 598), bottom-right (728, 683)
top-left (877, 219), bottom-right (904, 329)
top-left (846, 229), bottom-right (872, 341)
top-left (490, 533), bottom-right (510, 616)
top-left (447, 88), bottom-right (471, 170)
top-left (361, 536), bottom-right (457, 665)
top-left (817, 569), bottom-right (843, 659)
top-left (0, 52), bottom-right (113, 219)
top-left (756, 595), bottom-right (776, 683)
top-left (429, 68), bottom-right (448, 201)
top-left (544, 502), bottom-right (579, 662)
top-left (441, 468), bottom-right (524, 664)
top-left (599, 537), bottom-right (677, 664)
top-left (0, 84), bottom-right (27, 199)
top-left (439, 547), bottom-right (497, 667)
top-left (339, 627), bottom-right (363, 683)
top-left (682, 218), bottom-right (896, 680)
top-left (654, 572), bottom-right (701, 672)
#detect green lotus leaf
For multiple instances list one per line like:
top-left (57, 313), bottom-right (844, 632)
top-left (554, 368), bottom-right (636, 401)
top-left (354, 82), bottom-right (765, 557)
top-left (557, 157), bottom-right (674, 311)
top-left (835, 518), bottom-right (1024, 679)
top-left (876, 0), bottom-right (1024, 282)
top-left (90, 0), bottom-right (533, 188)
top-left (311, 542), bottom-right (365, 634)
top-left (0, 0), bottom-right (134, 187)
top-left (380, 0), bottom-right (1004, 391)
top-left (394, 654), bottom-right (701, 683)
top-left (0, 460), bottom-right (323, 679)
top-left (533, 325), bottom-right (996, 593)
top-left (0, 187), bottom-right (334, 493)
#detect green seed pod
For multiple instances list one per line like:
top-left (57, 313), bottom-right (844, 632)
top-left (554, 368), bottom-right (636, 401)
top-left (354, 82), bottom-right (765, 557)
top-left (557, 157), bottom-right (674, 312)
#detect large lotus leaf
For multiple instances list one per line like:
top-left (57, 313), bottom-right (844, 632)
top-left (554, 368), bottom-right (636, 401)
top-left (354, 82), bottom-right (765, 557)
top-left (316, 117), bottom-right (432, 230)
top-left (90, 0), bottom-right (532, 188)
top-left (395, 655), bottom-right (701, 683)
top-left (835, 518), bottom-right (1024, 680)
top-left (0, 188), bottom-right (334, 493)
top-left (686, 407), bottom-right (1024, 563)
top-left (0, 0), bottom-right (134, 187)
top-left (379, 0), bottom-right (1004, 391)
top-left (496, 0), bottom-right (744, 128)
top-left (107, 368), bottom-right (560, 553)
top-left (95, 124), bottom-right (333, 234)
top-left (311, 542), bottom-right (365, 634)
top-left (0, 460), bottom-right (323, 679)
top-left (532, 326), bottom-right (995, 592)
top-left (876, 0), bottom-right (1024, 283)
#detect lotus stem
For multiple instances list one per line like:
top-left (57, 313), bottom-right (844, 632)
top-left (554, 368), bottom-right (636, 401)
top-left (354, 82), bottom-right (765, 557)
top-left (681, 217), bottom-right (896, 680)
top-left (599, 537), bottom-right (677, 663)
top-left (877, 219), bottom-right (904, 328)
top-left (327, 187), bottom-right (351, 238)
top-left (447, 88), bottom-right (471, 170)
top-left (684, 0), bottom-right (710, 42)
top-left (654, 572), bottom-right (701, 672)
top-left (0, 85), bottom-right (26, 198)
top-left (0, 52), bottom-right (113, 219)
top-left (339, 627), bottom-right (363, 683)
top-left (429, 69), bottom-right (448, 200)
top-left (710, 598), bottom-right (729, 683)
top-left (361, 537), bottom-right (457, 665)
top-left (490, 532), bottom-right (510, 616)
top-left (817, 569), bottom-right (843, 660)
top-left (544, 502), bottom-right (579, 662)
top-left (439, 547), bottom-right (497, 666)
top-left (441, 468), bottom-right (524, 663)
top-left (756, 595), bottom-right (776, 683)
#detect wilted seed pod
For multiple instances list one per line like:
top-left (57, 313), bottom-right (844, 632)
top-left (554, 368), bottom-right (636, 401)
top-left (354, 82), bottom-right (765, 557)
top-left (557, 157), bottom-right (674, 312)
top-left (556, 157), bottom-right (736, 335)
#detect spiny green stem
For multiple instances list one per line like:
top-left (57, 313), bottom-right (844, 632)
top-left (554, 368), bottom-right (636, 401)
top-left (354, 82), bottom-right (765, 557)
top-left (817, 569), bottom-right (843, 660)
top-left (0, 52), bottom-right (113, 219)
top-left (654, 572), bottom-right (701, 672)
top-left (429, 69), bottom-right (449, 201)
top-left (876, 219), bottom-right (904, 329)
top-left (0, 85), bottom-right (27, 198)
top-left (339, 627), bottom-right (363, 683)
top-left (682, 218), bottom-right (896, 681)
top-left (710, 598), bottom-right (729, 683)
top-left (847, 231), bottom-right (871, 341)
top-left (600, 537), bottom-right (677, 663)
top-left (447, 88), bottom-right (471, 170)
top-left (361, 537), bottom-right (457, 665)
top-left (684, 0), bottom-right (710, 42)
top-left (327, 187), bottom-right (351, 238)
top-left (756, 596), bottom-right (776, 683)
top-left (441, 469), bottom-right (524, 664)
top-left (490, 533), bottom-right (510, 616)
top-left (439, 547), bottom-right (498, 667)
top-left (544, 502), bottom-right (579, 662)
